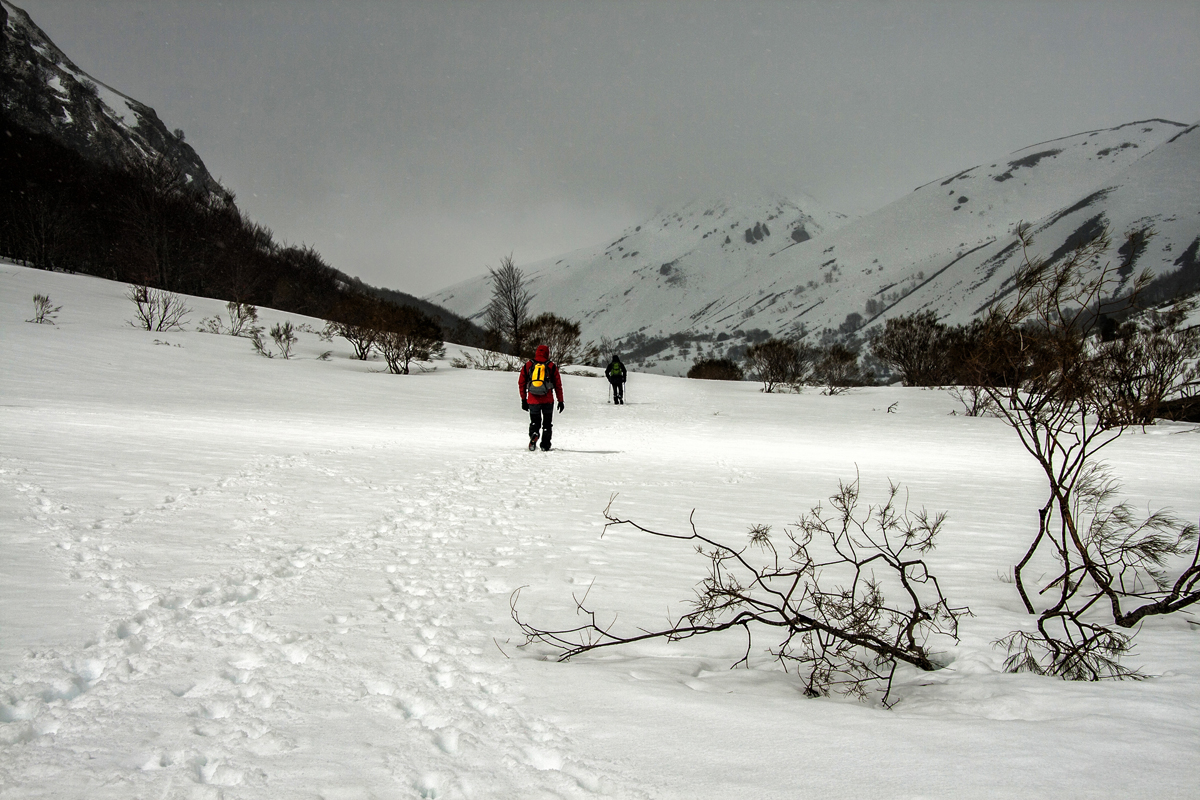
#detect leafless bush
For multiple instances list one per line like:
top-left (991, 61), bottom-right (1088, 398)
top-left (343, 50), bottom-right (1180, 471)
top-left (1091, 301), bottom-right (1200, 427)
top-left (948, 385), bottom-right (998, 417)
top-left (999, 465), bottom-right (1197, 680)
top-left (814, 342), bottom-right (871, 393)
top-left (250, 330), bottom-right (274, 358)
top-left (745, 337), bottom-right (816, 392)
top-left (450, 349), bottom-right (522, 371)
top-left (869, 310), bottom-right (951, 386)
top-left (198, 301), bottom-right (261, 337)
top-left (270, 321), bottom-right (298, 359)
top-left (228, 302), bottom-right (260, 337)
top-left (28, 293), bottom-right (61, 324)
top-left (127, 284), bottom-right (190, 331)
top-left (324, 319), bottom-right (378, 360)
top-left (512, 478), bottom-right (967, 706)
top-left (978, 222), bottom-right (1200, 678)
top-left (522, 313), bottom-right (586, 365)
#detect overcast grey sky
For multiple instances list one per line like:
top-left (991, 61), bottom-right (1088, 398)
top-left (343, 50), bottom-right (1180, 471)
top-left (17, 0), bottom-right (1200, 295)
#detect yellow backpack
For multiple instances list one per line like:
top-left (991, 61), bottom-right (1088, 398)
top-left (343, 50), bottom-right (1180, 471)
top-left (528, 362), bottom-right (552, 396)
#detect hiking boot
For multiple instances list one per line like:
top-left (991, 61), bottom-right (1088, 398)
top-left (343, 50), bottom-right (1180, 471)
top-left (528, 436), bottom-right (538, 451)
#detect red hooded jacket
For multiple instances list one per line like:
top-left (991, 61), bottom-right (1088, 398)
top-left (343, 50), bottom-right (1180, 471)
top-left (519, 345), bottom-right (564, 405)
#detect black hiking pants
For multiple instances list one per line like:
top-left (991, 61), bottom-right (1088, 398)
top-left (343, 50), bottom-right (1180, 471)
top-left (609, 379), bottom-right (625, 404)
top-left (528, 403), bottom-right (554, 447)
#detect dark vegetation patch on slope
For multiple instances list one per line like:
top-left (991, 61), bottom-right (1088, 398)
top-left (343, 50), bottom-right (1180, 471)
top-left (974, 215), bottom-right (1111, 315)
top-left (0, 109), bottom-right (482, 343)
top-left (1134, 237), bottom-right (1200, 308)
top-left (1166, 125), bottom-right (1198, 145)
top-left (992, 149), bottom-right (1063, 182)
top-left (1037, 188), bottom-right (1115, 231)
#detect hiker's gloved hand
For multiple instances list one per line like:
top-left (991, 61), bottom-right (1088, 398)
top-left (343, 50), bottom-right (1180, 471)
top-left (557, 401), bottom-right (565, 413)
top-left (522, 400), bottom-right (529, 411)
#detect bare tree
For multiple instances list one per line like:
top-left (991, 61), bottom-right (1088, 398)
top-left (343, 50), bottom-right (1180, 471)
top-left (485, 255), bottom-right (532, 356)
top-left (9, 191), bottom-right (78, 272)
top-left (120, 155), bottom-right (195, 291)
top-left (513, 478), bottom-right (966, 706)
top-left (976, 222), bottom-right (1200, 679)
top-left (813, 342), bottom-right (870, 393)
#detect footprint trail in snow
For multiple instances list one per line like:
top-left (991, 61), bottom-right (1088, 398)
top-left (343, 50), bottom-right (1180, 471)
top-left (0, 446), bottom-right (644, 799)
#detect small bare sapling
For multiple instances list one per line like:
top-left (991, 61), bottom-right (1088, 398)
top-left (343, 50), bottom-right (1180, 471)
top-left (28, 293), bottom-right (61, 324)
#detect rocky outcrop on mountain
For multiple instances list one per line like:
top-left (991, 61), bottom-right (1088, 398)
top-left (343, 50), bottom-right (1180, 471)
top-left (0, 0), bottom-right (226, 199)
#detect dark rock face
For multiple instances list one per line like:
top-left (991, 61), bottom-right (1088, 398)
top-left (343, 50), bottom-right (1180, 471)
top-left (0, 1), bottom-right (227, 200)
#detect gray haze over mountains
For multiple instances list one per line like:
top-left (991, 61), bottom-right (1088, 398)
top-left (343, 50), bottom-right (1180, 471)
top-left (431, 119), bottom-right (1200, 373)
top-left (14, 0), bottom-right (1200, 296)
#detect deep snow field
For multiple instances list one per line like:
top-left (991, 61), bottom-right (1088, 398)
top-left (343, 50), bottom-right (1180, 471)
top-left (2, 261), bottom-right (1199, 800)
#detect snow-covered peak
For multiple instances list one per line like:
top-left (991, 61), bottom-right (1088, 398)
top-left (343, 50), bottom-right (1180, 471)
top-left (1, 0), bottom-right (227, 199)
top-left (429, 119), bottom-right (1198, 375)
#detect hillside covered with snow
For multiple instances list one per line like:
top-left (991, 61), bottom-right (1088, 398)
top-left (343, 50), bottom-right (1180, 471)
top-left (430, 119), bottom-right (1200, 374)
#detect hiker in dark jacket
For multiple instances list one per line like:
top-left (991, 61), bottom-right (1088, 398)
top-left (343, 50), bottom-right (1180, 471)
top-left (519, 344), bottom-right (565, 450)
top-left (605, 354), bottom-right (627, 404)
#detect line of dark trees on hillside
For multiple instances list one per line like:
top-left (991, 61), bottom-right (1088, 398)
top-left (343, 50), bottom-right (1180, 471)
top-left (0, 108), bottom-right (484, 345)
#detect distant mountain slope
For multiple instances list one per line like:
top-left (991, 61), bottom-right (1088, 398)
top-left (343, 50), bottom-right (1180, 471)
top-left (1, 1), bottom-right (486, 344)
top-left (0, 0), bottom-right (226, 198)
top-left (429, 193), bottom-right (848, 349)
top-left (430, 119), bottom-right (1198, 374)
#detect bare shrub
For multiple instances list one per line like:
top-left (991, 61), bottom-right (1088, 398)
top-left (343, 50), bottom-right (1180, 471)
top-left (377, 306), bottom-right (444, 375)
top-left (522, 313), bottom-right (586, 365)
top-left (869, 310), bottom-right (951, 386)
top-left (513, 478), bottom-right (967, 706)
top-left (977, 222), bottom-right (1200, 678)
top-left (745, 338), bottom-right (815, 392)
top-left (270, 322), bottom-right (298, 359)
top-left (227, 302), bottom-right (260, 337)
top-left (1091, 301), bottom-right (1200, 426)
top-left (28, 293), bottom-right (61, 324)
top-left (322, 296), bottom-right (388, 360)
top-left (127, 284), bottom-right (191, 331)
top-left (687, 357), bottom-right (744, 381)
top-left (325, 319), bottom-right (378, 360)
top-left (814, 342), bottom-right (871, 394)
top-left (250, 330), bottom-right (274, 358)
top-left (948, 385), bottom-right (998, 417)
top-left (450, 349), bottom-right (522, 371)
top-left (199, 301), bottom-right (261, 337)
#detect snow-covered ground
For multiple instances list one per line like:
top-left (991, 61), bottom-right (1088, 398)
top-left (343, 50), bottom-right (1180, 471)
top-left (3, 261), bottom-right (1199, 799)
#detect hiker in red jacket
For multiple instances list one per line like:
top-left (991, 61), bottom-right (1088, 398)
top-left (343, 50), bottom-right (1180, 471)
top-left (519, 344), bottom-right (565, 451)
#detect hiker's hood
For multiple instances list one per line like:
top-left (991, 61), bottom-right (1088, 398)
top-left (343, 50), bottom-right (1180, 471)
top-left (534, 345), bottom-right (549, 362)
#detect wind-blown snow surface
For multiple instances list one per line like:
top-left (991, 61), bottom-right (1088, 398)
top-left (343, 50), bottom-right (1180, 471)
top-left (430, 120), bottom-right (1200, 375)
top-left (3, 262), bottom-right (1200, 799)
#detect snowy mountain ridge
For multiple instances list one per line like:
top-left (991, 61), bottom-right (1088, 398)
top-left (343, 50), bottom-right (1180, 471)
top-left (429, 119), bottom-right (1200, 374)
top-left (0, 0), bottom-right (226, 198)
